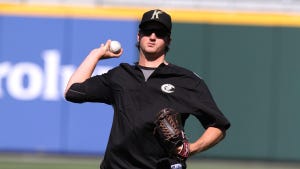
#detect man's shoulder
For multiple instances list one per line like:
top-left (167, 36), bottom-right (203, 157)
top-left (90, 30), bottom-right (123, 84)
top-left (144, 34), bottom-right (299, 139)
top-left (104, 63), bottom-right (136, 79)
top-left (108, 63), bottom-right (135, 72)
top-left (168, 63), bottom-right (203, 79)
top-left (168, 63), bottom-right (190, 72)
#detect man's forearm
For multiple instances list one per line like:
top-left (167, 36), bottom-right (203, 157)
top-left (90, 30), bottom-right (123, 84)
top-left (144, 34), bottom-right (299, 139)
top-left (64, 51), bottom-right (101, 96)
top-left (189, 127), bottom-right (225, 156)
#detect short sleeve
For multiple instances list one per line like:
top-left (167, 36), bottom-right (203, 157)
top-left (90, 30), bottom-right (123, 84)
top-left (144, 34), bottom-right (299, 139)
top-left (190, 79), bottom-right (230, 130)
top-left (65, 74), bottom-right (112, 104)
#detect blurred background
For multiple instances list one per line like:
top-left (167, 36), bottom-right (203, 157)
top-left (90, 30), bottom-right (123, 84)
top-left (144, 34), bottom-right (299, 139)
top-left (0, 0), bottom-right (300, 169)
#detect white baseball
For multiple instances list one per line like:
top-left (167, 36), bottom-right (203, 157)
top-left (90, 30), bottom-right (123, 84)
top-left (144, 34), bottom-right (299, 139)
top-left (110, 40), bottom-right (121, 53)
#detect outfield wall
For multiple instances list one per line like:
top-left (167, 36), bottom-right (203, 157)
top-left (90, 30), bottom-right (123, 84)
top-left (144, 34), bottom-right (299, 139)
top-left (1, 4), bottom-right (300, 161)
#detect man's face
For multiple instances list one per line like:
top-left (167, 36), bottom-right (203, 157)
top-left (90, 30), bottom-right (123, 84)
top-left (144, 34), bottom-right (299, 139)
top-left (138, 22), bottom-right (170, 55)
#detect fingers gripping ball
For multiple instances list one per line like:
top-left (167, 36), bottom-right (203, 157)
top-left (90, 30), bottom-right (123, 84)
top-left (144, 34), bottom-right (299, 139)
top-left (154, 108), bottom-right (190, 160)
top-left (109, 40), bottom-right (122, 54)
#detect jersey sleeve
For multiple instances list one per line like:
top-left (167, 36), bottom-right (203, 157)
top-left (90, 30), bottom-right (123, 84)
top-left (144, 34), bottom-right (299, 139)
top-left (191, 79), bottom-right (230, 131)
top-left (65, 74), bottom-right (112, 104)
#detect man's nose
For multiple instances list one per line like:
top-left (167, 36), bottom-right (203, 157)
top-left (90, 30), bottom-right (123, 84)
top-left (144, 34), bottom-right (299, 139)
top-left (149, 32), bottom-right (157, 39)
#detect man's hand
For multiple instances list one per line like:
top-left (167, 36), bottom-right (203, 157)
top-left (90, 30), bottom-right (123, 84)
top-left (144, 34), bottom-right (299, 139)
top-left (90, 40), bottom-right (123, 60)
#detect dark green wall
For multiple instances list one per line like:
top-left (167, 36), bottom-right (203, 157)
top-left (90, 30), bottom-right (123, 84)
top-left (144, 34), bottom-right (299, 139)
top-left (168, 23), bottom-right (300, 161)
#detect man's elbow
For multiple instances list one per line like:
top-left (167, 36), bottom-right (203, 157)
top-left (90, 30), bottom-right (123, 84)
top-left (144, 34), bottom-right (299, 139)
top-left (210, 127), bottom-right (227, 142)
top-left (64, 89), bottom-right (85, 103)
top-left (220, 130), bottom-right (227, 140)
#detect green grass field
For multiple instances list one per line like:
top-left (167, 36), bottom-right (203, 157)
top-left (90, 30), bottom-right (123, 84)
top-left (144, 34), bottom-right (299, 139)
top-left (0, 153), bottom-right (299, 169)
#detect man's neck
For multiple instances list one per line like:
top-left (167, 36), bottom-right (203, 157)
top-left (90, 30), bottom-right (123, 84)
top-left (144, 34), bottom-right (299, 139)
top-left (138, 53), bottom-right (168, 68)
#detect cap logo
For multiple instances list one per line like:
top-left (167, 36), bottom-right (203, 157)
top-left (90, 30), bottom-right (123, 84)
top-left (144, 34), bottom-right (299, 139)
top-left (151, 10), bottom-right (163, 20)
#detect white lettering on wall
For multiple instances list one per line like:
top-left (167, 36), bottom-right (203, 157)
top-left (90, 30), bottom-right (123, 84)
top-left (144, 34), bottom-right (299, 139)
top-left (43, 50), bottom-right (60, 100)
top-left (0, 49), bottom-right (112, 101)
top-left (0, 62), bottom-right (11, 97)
top-left (7, 62), bottom-right (43, 100)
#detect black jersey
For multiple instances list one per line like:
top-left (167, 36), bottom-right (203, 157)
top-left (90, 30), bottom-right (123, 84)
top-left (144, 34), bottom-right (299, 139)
top-left (65, 62), bottom-right (230, 169)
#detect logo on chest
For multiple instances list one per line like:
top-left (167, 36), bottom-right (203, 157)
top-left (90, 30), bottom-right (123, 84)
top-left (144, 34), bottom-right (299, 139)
top-left (161, 84), bottom-right (175, 93)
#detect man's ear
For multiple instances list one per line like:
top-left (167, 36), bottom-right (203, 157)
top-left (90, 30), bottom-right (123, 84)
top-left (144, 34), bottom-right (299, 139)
top-left (137, 32), bottom-right (141, 42)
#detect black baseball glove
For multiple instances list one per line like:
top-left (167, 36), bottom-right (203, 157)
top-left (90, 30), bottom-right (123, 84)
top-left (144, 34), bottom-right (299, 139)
top-left (154, 108), bottom-right (190, 167)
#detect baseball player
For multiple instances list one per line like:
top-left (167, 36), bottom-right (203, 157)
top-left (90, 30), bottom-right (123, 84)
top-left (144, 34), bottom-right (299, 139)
top-left (65, 9), bottom-right (230, 169)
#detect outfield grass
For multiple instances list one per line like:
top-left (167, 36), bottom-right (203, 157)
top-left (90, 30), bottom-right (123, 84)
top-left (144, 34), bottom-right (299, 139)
top-left (0, 153), bottom-right (299, 169)
top-left (188, 159), bottom-right (300, 169)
